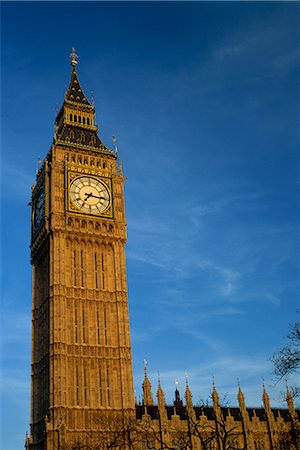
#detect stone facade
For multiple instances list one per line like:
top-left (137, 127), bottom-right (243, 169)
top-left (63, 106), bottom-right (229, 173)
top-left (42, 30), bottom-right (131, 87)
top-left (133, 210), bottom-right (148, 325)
top-left (26, 53), bottom-right (299, 450)
top-left (27, 52), bottom-right (135, 450)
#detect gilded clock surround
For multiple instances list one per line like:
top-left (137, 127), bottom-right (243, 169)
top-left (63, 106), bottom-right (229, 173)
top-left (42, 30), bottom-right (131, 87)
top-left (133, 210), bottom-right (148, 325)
top-left (67, 171), bottom-right (113, 218)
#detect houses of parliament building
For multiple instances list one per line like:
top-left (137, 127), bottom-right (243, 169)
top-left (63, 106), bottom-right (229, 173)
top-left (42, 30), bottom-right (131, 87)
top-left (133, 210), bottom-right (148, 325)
top-left (25, 51), bottom-right (299, 450)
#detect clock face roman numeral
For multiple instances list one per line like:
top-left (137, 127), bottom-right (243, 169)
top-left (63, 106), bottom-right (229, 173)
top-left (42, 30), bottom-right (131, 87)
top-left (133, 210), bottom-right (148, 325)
top-left (69, 176), bottom-right (111, 216)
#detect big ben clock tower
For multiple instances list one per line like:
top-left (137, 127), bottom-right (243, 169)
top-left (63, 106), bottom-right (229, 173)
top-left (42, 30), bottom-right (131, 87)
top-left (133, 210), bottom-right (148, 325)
top-left (27, 50), bottom-right (135, 449)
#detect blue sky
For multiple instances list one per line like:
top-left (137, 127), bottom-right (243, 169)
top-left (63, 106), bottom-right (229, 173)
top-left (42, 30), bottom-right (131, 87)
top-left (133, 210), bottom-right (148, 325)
top-left (1, 2), bottom-right (299, 449)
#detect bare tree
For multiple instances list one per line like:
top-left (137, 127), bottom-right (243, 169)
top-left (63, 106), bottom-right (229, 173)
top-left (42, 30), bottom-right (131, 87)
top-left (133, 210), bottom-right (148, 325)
top-left (276, 419), bottom-right (300, 450)
top-left (272, 314), bottom-right (300, 398)
top-left (187, 408), bottom-right (245, 450)
top-left (68, 413), bottom-right (141, 450)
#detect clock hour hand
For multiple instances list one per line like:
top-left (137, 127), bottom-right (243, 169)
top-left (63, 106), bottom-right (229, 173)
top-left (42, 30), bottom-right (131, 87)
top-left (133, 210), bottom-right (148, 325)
top-left (83, 192), bottom-right (93, 201)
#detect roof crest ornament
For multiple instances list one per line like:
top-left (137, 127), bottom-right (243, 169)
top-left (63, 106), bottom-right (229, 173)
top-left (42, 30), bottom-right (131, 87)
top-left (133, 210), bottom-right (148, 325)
top-left (70, 47), bottom-right (78, 68)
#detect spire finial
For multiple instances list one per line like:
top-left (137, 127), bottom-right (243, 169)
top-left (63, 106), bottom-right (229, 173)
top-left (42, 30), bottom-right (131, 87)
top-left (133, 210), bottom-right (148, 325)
top-left (144, 358), bottom-right (148, 376)
top-left (70, 47), bottom-right (78, 68)
top-left (185, 372), bottom-right (189, 386)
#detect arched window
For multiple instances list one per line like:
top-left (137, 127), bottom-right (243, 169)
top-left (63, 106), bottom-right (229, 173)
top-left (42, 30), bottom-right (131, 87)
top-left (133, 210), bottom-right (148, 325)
top-left (83, 117), bottom-right (86, 124)
top-left (74, 115), bottom-right (77, 122)
top-left (70, 113), bottom-right (73, 121)
top-left (78, 116), bottom-right (81, 123)
top-left (87, 117), bottom-right (90, 125)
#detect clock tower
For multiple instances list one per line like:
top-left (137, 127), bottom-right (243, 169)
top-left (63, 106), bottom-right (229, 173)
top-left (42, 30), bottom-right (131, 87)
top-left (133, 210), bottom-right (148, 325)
top-left (28, 50), bottom-right (135, 449)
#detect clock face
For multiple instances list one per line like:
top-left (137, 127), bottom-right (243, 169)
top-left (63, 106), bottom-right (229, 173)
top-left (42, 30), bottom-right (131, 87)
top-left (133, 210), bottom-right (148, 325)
top-left (69, 176), bottom-right (110, 215)
top-left (34, 187), bottom-right (45, 230)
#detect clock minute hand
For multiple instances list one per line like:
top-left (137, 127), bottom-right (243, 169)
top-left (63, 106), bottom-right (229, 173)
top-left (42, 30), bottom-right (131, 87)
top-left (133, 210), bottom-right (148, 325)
top-left (89, 194), bottom-right (106, 200)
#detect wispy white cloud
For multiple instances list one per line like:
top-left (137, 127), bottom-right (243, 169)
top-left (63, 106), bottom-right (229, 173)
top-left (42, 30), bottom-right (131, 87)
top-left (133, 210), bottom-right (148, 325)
top-left (264, 293), bottom-right (281, 308)
top-left (196, 260), bottom-right (240, 297)
top-left (0, 162), bottom-right (33, 202)
top-left (211, 22), bottom-right (300, 76)
top-left (214, 43), bottom-right (250, 61)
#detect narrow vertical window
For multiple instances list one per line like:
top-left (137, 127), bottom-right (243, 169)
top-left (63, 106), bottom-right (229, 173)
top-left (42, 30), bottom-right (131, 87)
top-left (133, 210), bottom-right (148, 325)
top-left (82, 307), bottom-right (86, 344)
top-left (70, 113), bottom-right (73, 121)
top-left (101, 253), bottom-right (105, 290)
top-left (94, 252), bottom-right (98, 289)
top-left (96, 309), bottom-right (100, 344)
top-left (73, 250), bottom-right (77, 286)
top-left (76, 366), bottom-right (79, 405)
top-left (84, 367), bottom-right (88, 405)
top-left (80, 249), bottom-right (84, 287)
top-left (99, 367), bottom-right (102, 406)
top-left (107, 365), bottom-right (110, 406)
top-left (103, 305), bottom-right (107, 345)
top-left (74, 306), bottom-right (78, 343)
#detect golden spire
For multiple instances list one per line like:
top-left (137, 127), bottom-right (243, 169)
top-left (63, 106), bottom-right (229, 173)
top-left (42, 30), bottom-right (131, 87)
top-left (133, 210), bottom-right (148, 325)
top-left (184, 372), bottom-right (193, 410)
top-left (142, 359), bottom-right (154, 406)
top-left (70, 47), bottom-right (78, 68)
top-left (262, 382), bottom-right (272, 416)
top-left (262, 382), bottom-right (269, 404)
top-left (286, 384), bottom-right (295, 416)
top-left (157, 376), bottom-right (166, 409)
top-left (212, 377), bottom-right (219, 404)
top-left (237, 381), bottom-right (245, 407)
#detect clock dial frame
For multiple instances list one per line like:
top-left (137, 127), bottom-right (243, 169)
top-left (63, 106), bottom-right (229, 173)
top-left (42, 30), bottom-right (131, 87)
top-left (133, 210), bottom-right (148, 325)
top-left (69, 175), bottom-right (111, 216)
top-left (33, 187), bottom-right (45, 231)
